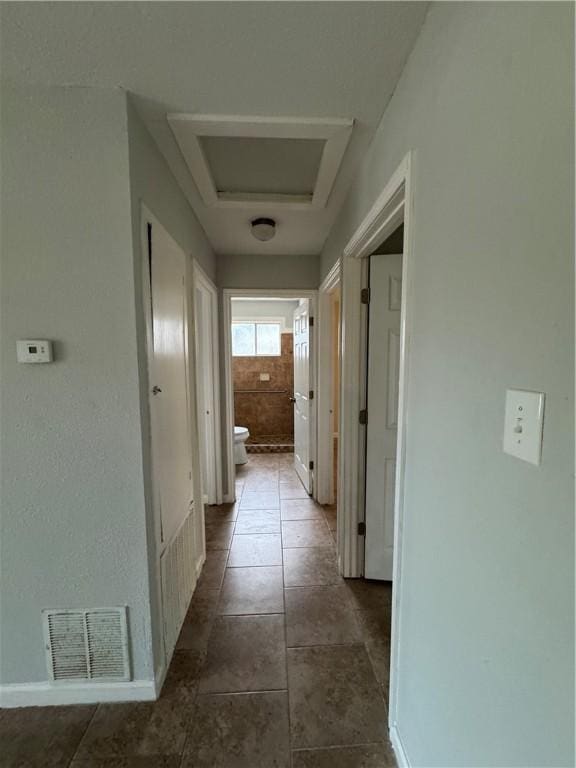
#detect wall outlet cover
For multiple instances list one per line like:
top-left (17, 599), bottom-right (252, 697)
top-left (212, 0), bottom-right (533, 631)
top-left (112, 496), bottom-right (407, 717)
top-left (503, 389), bottom-right (545, 466)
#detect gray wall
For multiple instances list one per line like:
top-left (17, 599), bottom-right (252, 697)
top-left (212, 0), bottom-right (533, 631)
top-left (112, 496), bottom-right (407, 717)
top-left (0, 85), bottom-right (155, 684)
top-left (127, 100), bottom-right (216, 282)
top-left (218, 254), bottom-right (319, 290)
top-left (321, 3), bottom-right (574, 766)
top-left (231, 299), bottom-right (300, 332)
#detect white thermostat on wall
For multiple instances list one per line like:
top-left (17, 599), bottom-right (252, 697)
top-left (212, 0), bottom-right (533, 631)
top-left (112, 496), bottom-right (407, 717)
top-left (16, 340), bottom-right (53, 363)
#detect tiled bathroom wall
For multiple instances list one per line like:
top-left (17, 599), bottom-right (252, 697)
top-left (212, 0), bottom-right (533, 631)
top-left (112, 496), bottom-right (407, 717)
top-left (233, 333), bottom-right (294, 447)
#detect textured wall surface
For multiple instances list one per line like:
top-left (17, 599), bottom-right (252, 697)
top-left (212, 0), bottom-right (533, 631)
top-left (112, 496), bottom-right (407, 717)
top-left (321, 4), bottom-right (574, 766)
top-left (0, 85), bottom-right (155, 684)
top-left (233, 334), bottom-right (294, 440)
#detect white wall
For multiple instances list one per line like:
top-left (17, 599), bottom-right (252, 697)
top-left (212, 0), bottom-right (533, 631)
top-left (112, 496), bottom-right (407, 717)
top-left (321, 4), bottom-right (574, 766)
top-left (218, 254), bottom-right (319, 290)
top-left (0, 85), bottom-right (155, 685)
top-left (231, 299), bottom-right (300, 332)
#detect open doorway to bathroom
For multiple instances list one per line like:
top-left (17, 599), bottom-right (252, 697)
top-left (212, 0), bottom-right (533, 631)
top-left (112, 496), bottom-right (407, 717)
top-left (231, 297), bottom-right (298, 456)
top-left (222, 290), bottom-right (317, 502)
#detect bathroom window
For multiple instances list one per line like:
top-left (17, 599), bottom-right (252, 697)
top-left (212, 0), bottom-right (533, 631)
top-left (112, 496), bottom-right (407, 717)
top-left (232, 322), bottom-right (281, 356)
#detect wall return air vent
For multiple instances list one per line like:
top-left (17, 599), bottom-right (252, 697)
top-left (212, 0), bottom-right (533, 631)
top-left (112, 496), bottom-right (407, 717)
top-left (42, 607), bottom-right (130, 683)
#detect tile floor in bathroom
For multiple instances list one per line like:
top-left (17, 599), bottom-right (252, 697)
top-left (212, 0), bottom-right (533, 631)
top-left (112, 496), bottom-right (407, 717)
top-left (0, 454), bottom-right (395, 768)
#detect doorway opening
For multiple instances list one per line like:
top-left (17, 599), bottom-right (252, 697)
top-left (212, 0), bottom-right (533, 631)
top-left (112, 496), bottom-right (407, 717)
top-left (223, 289), bottom-right (317, 501)
top-left (339, 153), bottom-right (414, 738)
top-left (364, 224), bottom-right (404, 580)
top-left (193, 262), bottom-right (222, 506)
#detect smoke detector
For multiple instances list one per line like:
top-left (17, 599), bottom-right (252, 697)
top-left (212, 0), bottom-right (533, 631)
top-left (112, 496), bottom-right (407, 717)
top-left (251, 217), bottom-right (276, 242)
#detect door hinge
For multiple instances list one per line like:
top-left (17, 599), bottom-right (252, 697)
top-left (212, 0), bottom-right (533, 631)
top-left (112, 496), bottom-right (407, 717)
top-left (309, 316), bottom-right (314, 327)
top-left (358, 521), bottom-right (366, 536)
top-left (309, 460), bottom-right (314, 471)
top-left (361, 288), bottom-right (370, 305)
top-left (309, 390), bottom-right (314, 400)
top-left (359, 409), bottom-right (368, 425)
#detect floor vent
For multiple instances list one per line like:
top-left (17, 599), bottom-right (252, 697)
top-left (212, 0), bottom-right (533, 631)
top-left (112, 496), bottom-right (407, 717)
top-left (43, 607), bottom-right (130, 683)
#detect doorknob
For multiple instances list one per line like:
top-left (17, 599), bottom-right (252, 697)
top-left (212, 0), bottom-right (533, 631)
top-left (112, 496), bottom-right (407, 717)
top-left (152, 385), bottom-right (162, 395)
top-left (289, 396), bottom-right (296, 403)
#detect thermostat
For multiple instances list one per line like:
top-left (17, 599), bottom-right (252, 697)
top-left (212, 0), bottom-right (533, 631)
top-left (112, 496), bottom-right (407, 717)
top-left (16, 340), bottom-right (53, 363)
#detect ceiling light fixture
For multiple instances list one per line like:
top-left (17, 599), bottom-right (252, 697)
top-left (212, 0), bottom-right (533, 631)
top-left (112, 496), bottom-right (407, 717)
top-left (251, 217), bottom-right (276, 242)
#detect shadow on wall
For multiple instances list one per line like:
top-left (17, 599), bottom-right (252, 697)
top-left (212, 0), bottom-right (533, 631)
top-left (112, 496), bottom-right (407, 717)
top-left (233, 333), bottom-right (294, 447)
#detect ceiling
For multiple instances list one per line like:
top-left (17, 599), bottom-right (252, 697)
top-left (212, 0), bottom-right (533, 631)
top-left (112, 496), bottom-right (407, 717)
top-left (1, 2), bottom-right (428, 256)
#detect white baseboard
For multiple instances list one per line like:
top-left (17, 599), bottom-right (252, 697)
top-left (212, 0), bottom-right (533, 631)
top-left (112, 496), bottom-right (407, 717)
top-left (154, 661), bottom-right (167, 698)
top-left (195, 553), bottom-right (206, 579)
top-left (389, 724), bottom-right (410, 768)
top-left (0, 679), bottom-right (157, 709)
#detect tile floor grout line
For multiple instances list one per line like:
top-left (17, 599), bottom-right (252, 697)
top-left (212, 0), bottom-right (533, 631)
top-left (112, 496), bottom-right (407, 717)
top-left (291, 739), bottom-right (390, 753)
top-left (68, 702), bottom-right (99, 765)
top-left (279, 467), bottom-right (295, 768)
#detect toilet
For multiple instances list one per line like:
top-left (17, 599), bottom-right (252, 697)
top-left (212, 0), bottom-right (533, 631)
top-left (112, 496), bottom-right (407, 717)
top-left (234, 426), bottom-right (250, 465)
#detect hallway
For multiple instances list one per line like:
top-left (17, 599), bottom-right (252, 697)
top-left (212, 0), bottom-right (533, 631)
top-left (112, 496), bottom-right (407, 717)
top-left (0, 456), bottom-right (394, 767)
top-left (195, 453), bottom-right (395, 766)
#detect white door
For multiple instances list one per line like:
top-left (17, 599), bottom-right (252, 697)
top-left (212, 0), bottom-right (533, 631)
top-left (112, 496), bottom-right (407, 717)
top-left (194, 281), bottom-right (218, 504)
top-left (149, 223), bottom-right (193, 549)
top-left (364, 253), bottom-right (402, 580)
top-left (293, 300), bottom-right (312, 493)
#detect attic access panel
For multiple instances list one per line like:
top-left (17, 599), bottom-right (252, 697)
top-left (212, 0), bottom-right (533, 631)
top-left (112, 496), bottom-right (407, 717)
top-left (201, 136), bottom-right (324, 196)
top-left (167, 114), bottom-right (353, 209)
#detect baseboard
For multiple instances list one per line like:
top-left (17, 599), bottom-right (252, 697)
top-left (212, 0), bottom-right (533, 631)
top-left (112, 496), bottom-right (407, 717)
top-left (0, 679), bottom-right (157, 709)
top-left (223, 492), bottom-right (235, 503)
top-left (154, 661), bottom-right (167, 698)
top-left (195, 553), bottom-right (206, 579)
top-left (389, 724), bottom-right (410, 768)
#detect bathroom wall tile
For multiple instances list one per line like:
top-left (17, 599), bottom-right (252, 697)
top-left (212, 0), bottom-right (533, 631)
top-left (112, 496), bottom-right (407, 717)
top-left (233, 334), bottom-right (294, 440)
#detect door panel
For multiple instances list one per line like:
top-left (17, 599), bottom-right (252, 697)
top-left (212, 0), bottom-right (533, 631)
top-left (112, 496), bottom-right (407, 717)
top-left (150, 224), bottom-right (193, 549)
top-left (195, 284), bottom-right (217, 504)
top-left (293, 300), bottom-right (311, 493)
top-left (364, 253), bottom-right (402, 580)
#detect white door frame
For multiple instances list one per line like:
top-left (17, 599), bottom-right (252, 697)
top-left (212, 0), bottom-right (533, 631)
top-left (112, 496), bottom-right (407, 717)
top-left (339, 152), bottom-right (415, 733)
top-left (192, 261), bottom-right (223, 505)
top-left (222, 288), bottom-right (318, 502)
top-left (316, 259), bottom-right (341, 505)
top-left (140, 204), bottom-right (206, 681)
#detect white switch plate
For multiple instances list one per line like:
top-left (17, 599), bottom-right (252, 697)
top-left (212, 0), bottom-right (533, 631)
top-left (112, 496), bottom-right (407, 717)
top-left (503, 389), bottom-right (545, 465)
top-left (16, 339), bottom-right (53, 363)
top-left (259, 373), bottom-right (270, 381)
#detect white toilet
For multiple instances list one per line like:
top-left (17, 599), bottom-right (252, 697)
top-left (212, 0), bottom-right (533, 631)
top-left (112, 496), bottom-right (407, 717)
top-left (234, 426), bottom-right (250, 465)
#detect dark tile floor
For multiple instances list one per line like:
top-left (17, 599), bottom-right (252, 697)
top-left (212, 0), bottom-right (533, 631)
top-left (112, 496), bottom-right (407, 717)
top-left (0, 455), bottom-right (395, 768)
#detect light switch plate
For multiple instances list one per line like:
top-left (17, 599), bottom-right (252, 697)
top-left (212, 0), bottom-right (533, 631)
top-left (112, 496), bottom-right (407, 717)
top-left (259, 373), bottom-right (270, 381)
top-left (16, 339), bottom-right (53, 363)
top-left (503, 389), bottom-right (545, 465)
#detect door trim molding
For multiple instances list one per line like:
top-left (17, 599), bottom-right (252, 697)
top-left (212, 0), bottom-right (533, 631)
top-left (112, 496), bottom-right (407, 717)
top-left (192, 261), bottom-right (223, 505)
top-left (389, 724), bottom-right (411, 767)
top-left (140, 203), bottom-right (206, 683)
top-left (222, 288), bottom-right (318, 502)
top-left (317, 259), bottom-right (341, 505)
top-left (339, 152), bottom-right (415, 733)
